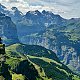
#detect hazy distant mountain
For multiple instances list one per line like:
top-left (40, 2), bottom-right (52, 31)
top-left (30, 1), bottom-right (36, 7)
top-left (16, 10), bottom-right (67, 39)
top-left (9, 7), bottom-right (23, 23)
top-left (0, 4), bottom-right (23, 23)
top-left (0, 3), bottom-right (7, 12)
top-left (0, 12), bottom-right (19, 45)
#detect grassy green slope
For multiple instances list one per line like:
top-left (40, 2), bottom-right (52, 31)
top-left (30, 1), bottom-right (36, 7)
top-left (4, 43), bottom-right (80, 80)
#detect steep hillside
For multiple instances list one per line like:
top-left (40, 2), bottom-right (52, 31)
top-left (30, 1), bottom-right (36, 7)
top-left (0, 12), bottom-right (19, 45)
top-left (6, 43), bottom-right (59, 62)
top-left (2, 43), bottom-right (79, 80)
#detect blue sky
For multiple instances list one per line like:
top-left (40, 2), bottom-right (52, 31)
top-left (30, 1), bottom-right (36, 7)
top-left (0, 0), bottom-right (80, 19)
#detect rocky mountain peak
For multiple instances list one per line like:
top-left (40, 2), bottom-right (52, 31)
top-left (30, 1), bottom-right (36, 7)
top-left (11, 7), bottom-right (23, 15)
top-left (0, 3), bottom-right (6, 10)
top-left (42, 10), bottom-right (54, 16)
top-left (26, 10), bottom-right (42, 16)
top-left (11, 7), bottom-right (18, 11)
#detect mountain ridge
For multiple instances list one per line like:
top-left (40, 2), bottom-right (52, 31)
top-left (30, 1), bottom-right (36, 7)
top-left (4, 43), bottom-right (80, 80)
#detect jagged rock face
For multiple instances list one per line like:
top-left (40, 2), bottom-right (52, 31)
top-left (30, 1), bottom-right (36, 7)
top-left (0, 12), bottom-right (19, 45)
top-left (16, 10), bottom-right (66, 38)
top-left (0, 3), bottom-right (7, 13)
top-left (0, 4), bottom-right (9, 16)
top-left (0, 4), bottom-right (23, 24)
top-left (9, 7), bottom-right (23, 23)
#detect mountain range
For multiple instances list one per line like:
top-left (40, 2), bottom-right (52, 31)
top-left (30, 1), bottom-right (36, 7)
top-left (0, 4), bottom-right (80, 75)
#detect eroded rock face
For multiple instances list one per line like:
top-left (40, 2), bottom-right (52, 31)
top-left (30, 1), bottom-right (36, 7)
top-left (0, 12), bottom-right (19, 45)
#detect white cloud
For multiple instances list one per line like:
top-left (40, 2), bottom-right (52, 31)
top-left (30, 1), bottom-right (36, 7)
top-left (0, 0), bottom-right (80, 19)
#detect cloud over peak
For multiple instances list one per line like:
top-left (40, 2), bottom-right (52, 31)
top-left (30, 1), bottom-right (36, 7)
top-left (0, 0), bottom-right (80, 19)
